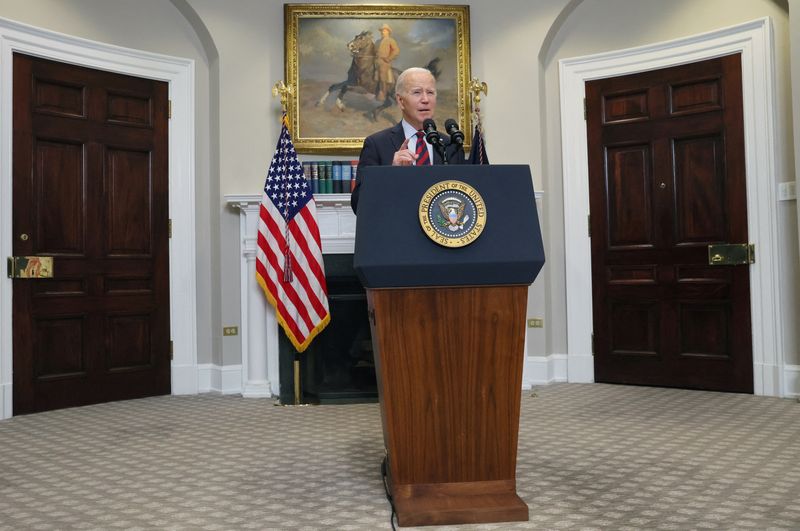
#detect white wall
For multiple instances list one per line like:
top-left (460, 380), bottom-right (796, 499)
top-left (0, 0), bottom-right (796, 379)
top-left (788, 0), bottom-right (800, 370)
top-left (182, 0), bottom-right (289, 366)
top-left (541, 0), bottom-right (798, 366)
top-left (0, 0), bottom-right (217, 366)
top-left (185, 0), bottom-right (574, 367)
top-left (188, 0), bottom-right (795, 372)
top-left (793, 0), bottom-right (800, 225)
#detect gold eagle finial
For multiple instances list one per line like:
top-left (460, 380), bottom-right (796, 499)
top-left (272, 80), bottom-right (293, 113)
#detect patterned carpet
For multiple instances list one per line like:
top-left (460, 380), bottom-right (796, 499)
top-left (1, 383), bottom-right (799, 530)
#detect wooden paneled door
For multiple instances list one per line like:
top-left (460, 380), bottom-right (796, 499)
top-left (586, 54), bottom-right (753, 393)
top-left (12, 54), bottom-right (171, 414)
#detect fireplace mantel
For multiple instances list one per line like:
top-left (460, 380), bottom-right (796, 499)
top-left (226, 189), bottom-right (546, 397)
top-left (225, 194), bottom-right (355, 396)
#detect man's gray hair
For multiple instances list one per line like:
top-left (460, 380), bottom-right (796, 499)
top-left (395, 67), bottom-right (434, 95)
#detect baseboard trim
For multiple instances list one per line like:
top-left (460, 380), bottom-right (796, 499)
top-left (171, 363), bottom-right (199, 395)
top-left (567, 353), bottom-right (594, 383)
top-left (198, 364), bottom-right (243, 395)
top-left (522, 354), bottom-right (568, 388)
top-left (0, 382), bottom-right (10, 419)
top-left (784, 365), bottom-right (800, 398)
top-left (242, 381), bottom-right (271, 398)
top-left (754, 362), bottom-right (782, 396)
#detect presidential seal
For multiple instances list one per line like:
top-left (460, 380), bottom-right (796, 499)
top-left (419, 180), bottom-right (486, 248)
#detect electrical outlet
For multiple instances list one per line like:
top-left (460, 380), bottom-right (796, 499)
top-left (527, 318), bottom-right (544, 328)
top-left (223, 326), bottom-right (239, 336)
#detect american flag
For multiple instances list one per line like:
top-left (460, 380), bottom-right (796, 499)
top-left (256, 114), bottom-right (330, 352)
top-left (468, 124), bottom-right (489, 165)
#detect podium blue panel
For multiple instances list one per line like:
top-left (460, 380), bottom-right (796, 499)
top-left (353, 164), bottom-right (545, 288)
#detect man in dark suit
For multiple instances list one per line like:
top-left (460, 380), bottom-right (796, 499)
top-left (352, 67), bottom-right (466, 212)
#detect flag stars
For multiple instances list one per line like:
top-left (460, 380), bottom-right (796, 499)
top-left (264, 122), bottom-right (314, 218)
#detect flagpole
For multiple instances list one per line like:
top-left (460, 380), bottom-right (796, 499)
top-left (468, 78), bottom-right (489, 164)
top-left (270, 79), bottom-right (320, 408)
top-left (293, 356), bottom-right (302, 405)
top-left (277, 352), bottom-right (316, 407)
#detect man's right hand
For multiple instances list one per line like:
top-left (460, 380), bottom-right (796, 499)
top-left (392, 137), bottom-right (418, 166)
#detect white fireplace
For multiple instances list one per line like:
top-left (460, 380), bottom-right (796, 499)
top-left (226, 190), bottom-right (548, 398)
top-left (225, 193), bottom-right (355, 397)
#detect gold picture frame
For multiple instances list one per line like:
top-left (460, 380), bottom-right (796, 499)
top-left (284, 3), bottom-right (472, 154)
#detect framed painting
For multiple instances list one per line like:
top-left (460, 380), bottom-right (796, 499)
top-left (284, 4), bottom-right (472, 154)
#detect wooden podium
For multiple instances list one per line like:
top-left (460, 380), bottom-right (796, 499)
top-left (354, 165), bottom-right (545, 527)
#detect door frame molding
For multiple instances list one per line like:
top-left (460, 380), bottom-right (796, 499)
top-left (0, 17), bottom-right (198, 419)
top-left (559, 17), bottom-right (784, 396)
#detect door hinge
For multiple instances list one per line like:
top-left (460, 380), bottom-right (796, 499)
top-left (168, 99), bottom-right (172, 119)
top-left (583, 97), bottom-right (587, 120)
top-left (170, 340), bottom-right (174, 360)
top-left (168, 219), bottom-right (172, 239)
top-left (587, 214), bottom-right (591, 238)
top-left (591, 333), bottom-right (595, 354)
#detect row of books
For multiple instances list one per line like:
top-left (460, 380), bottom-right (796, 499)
top-left (301, 160), bottom-right (358, 194)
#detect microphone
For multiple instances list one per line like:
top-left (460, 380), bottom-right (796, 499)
top-left (422, 118), bottom-right (442, 146)
top-left (444, 119), bottom-right (465, 146)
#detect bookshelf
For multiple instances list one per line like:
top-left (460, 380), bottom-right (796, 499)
top-left (301, 159), bottom-right (359, 195)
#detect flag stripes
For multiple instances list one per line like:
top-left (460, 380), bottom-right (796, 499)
top-left (265, 210), bottom-right (327, 324)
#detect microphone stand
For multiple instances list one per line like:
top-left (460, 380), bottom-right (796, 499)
top-left (424, 119), bottom-right (449, 165)
top-left (443, 120), bottom-right (465, 166)
top-left (425, 133), bottom-right (448, 165)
